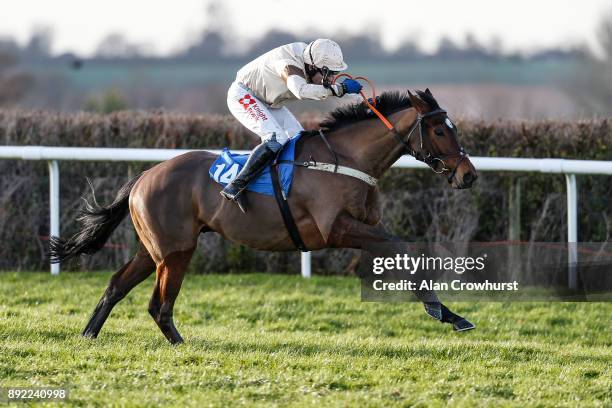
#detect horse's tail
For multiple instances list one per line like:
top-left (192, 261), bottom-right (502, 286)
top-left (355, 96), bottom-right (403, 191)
top-left (49, 174), bottom-right (142, 264)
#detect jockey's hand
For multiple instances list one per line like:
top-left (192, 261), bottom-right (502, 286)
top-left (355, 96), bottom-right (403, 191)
top-left (340, 79), bottom-right (363, 95)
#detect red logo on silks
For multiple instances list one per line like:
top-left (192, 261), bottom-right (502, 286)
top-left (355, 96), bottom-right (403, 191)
top-left (239, 94), bottom-right (257, 110)
top-left (238, 93), bottom-right (268, 122)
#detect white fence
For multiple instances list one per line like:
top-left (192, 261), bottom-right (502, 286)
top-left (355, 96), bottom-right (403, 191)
top-left (2, 145), bottom-right (612, 288)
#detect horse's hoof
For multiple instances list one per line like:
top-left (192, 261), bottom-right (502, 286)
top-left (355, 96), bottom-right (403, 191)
top-left (453, 318), bottom-right (475, 332)
top-left (169, 336), bottom-right (184, 345)
top-left (424, 302), bottom-right (443, 321)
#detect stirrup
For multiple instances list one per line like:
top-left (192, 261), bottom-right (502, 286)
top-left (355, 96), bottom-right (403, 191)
top-left (220, 185), bottom-right (249, 213)
top-left (220, 184), bottom-right (242, 201)
top-left (235, 194), bottom-right (248, 213)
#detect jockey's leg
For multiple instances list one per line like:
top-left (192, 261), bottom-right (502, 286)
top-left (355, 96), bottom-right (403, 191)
top-left (226, 82), bottom-right (286, 142)
top-left (221, 107), bottom-right (303, 205)
top-left (272, 106), bottom-right (305, 140)
top-left (222, 82), bottom-right (289, 211)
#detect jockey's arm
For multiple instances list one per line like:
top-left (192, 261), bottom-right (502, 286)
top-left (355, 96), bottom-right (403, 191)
top-left (279, 64), bottom-right (343, 100)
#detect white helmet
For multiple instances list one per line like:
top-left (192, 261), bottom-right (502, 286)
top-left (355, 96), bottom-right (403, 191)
top-left (303, 39), bottom-right (348, 71)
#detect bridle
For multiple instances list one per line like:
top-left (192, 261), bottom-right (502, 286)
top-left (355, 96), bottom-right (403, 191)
top-left (395, 109), bottom-right (469, 183)
top-left (329, 73), bottom-right (468, 183)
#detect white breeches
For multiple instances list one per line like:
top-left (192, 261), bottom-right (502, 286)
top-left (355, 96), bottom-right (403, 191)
top-left (227, 81), bottom-right (304, 145)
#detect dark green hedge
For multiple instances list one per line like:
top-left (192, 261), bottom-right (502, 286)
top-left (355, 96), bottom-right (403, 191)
top-left (1, 110), bottom-right (610, 274)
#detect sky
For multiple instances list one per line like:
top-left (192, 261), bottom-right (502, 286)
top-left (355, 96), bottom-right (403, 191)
top-left (1, 0), bottom-right (611, 57)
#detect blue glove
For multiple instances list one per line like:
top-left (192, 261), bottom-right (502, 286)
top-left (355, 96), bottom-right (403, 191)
top-left (340, 79), bottom-right (363, 95)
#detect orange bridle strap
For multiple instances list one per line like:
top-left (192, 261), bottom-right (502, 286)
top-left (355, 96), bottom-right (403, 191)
top-left (333, 73), bottom-right (395, 131)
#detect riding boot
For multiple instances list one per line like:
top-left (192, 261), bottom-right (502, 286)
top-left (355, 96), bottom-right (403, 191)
top-left (220, 139), bottom-right (281, 212)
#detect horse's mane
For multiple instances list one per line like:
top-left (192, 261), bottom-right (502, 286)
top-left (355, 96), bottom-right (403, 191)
top-left (303, 90), bottom-right (440, 134)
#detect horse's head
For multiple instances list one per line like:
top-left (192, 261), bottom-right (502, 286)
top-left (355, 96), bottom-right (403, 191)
top-left (402, 89), bottom-right (477, 189)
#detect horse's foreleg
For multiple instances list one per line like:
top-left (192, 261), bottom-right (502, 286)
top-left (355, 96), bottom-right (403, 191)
top-left (148, 248), bottom-right (194, 345)
top-left (82, 246), bottom-right (156, 338)
top-left (331, 216), bottom-right (474, 332)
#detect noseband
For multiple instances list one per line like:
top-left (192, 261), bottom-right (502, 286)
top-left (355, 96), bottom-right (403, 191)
top-left (393, 109), bottom-right (468, 183)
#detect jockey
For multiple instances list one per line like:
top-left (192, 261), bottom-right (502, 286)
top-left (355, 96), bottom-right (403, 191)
top-left (221, 38), bottom-right (363, 211)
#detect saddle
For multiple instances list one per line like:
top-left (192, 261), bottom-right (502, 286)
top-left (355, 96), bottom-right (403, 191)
top-left (209, 135), bottom-right (299, 198)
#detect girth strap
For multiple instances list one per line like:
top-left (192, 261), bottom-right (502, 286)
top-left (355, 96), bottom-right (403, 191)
top-left (277, 160), bottom-right (377, 186)
top-left (270, 162), bottom-right (308, 252)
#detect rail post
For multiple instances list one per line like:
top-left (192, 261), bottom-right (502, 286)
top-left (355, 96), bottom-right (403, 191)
top-left (48, 160), bottom-right (60, 275)
top-left (565, 174), bottom-right (578, 289)
top-left (301, 252), bottom-right (311, 278)
top-left (508, 177), bottom-right (521, 241)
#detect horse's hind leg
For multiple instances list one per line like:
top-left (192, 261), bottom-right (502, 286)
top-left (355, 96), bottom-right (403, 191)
top-left (82, 246), bottom-right (155, 338)
top-left (148, 248), bottom-right (194, 344)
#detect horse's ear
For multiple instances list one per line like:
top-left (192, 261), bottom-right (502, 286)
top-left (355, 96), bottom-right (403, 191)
top-left (425, 88), bottom-right (432, 96)
top-left (408, 90), bottom-right (430, 114)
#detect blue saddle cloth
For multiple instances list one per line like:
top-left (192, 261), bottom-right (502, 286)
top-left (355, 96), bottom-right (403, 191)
top-left (209, 134), bottom-right (300, 197)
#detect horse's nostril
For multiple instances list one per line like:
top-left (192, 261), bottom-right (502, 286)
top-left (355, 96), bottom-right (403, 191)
top-left (463, 172), bottom-right (473, 184)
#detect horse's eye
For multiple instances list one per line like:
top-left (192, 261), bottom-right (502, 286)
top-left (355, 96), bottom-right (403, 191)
top-left (434, 128), bottom-right (444, 136)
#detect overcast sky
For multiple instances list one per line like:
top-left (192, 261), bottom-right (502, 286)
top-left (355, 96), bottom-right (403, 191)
top-left (1, 0), bottom-right (611, 57)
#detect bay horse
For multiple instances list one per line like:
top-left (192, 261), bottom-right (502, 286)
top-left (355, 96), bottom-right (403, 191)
top-left (50, 89), bottom-right (478, 344)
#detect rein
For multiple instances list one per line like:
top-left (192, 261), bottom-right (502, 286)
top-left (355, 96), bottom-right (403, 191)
top-left (332, 74), bottom-right (468, 183)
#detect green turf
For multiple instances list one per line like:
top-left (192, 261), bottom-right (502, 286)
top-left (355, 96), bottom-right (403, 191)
top-left (0, 272), bottom-right (610, 407)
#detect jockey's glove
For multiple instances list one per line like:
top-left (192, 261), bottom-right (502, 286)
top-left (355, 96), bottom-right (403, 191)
top-left (339, 78), bottom-right (363, 95)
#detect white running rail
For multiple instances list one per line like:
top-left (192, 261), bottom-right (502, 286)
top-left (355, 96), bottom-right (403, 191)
top-left (2, 145), bottom-right (612, 288)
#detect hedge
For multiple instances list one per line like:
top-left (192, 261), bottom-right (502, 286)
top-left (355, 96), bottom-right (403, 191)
top-left (0, 109), bottom-right (610, 274)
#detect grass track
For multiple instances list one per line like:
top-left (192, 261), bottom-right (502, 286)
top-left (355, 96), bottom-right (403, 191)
top-left (0, 272), bottom-right (610, 407)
